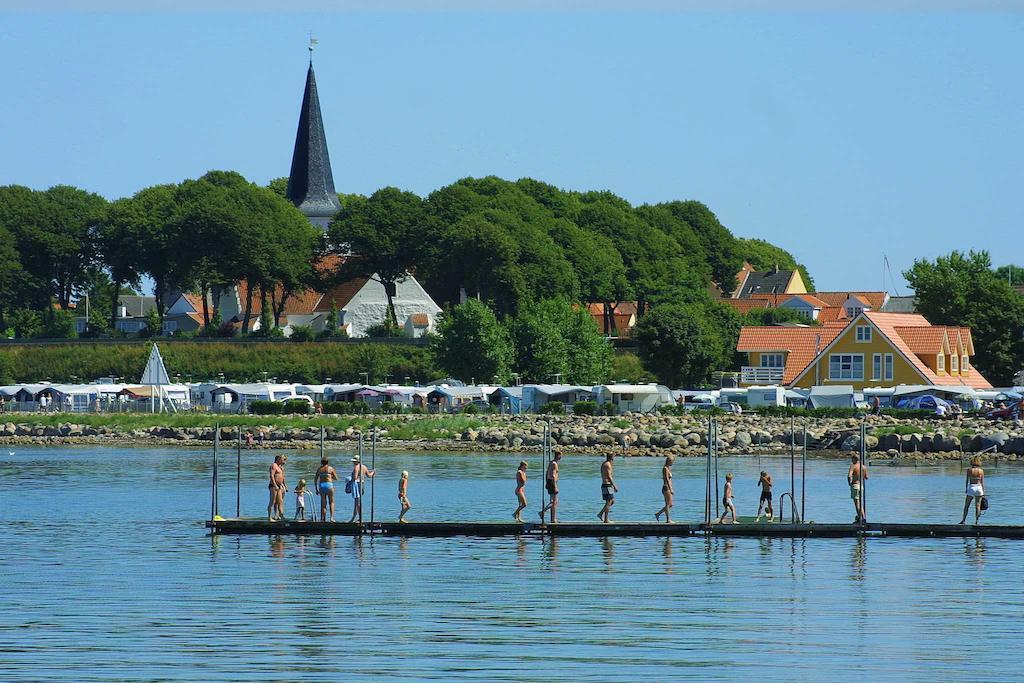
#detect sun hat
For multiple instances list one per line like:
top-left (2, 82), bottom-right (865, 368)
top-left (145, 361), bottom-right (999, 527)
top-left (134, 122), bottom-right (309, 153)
top-left (352, 455), bottom-right (361, 462)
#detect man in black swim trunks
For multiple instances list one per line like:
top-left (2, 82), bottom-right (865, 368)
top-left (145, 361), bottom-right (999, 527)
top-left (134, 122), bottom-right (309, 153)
top-left (538, 450), bottom-right (562, 524)
top-left (755, 470), bottom-right (773, 522)
top-left (597, 453), bottom-right (618, 524)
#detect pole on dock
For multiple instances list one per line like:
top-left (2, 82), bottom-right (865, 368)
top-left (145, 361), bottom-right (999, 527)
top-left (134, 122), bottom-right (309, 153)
top-left (713, 417), bottom-right (720, 520)
top-left (860, 421), bottom-right (868, 526)
top-left (211, 424), bottom-right (220, 521)
top-left (704, 417), bottom-right (710, 524)
top-left (236, 426), bottom-right (242, 518)
top-left (358, 432), bottom-right (364, 525)
top-left (370, 427), bottom-right (377, 525)
top-left (801, 422), bottom-right (807, 522)
top-left (539, 422), bottom-right (548, 520)
top-left (790, 416), bottom-right (796, 523)
top-left (319, 425), bottom-right (325, 460)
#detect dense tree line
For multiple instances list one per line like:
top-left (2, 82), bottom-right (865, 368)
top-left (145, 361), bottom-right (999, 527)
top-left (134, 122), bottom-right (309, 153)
top-left (1, 172), bottom-right (816, 385)
top-left (906, 251), bottom-right (1024, 385)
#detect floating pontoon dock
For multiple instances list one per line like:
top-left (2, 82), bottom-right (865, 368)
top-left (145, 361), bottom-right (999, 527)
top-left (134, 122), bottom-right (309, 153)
top-left (207, 420), bottom-right (1020, 541)
top-left (206, 518), bottom-right (1024, 539)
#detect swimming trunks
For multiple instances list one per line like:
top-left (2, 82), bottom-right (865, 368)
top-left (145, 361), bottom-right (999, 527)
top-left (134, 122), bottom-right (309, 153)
top-left (352, 481), bottom-right (362, 499)
top-left (850, 483), bottom-right (861, 499)
top-left (759, 491), bottom-right (772, 503)
top-left (319, 481), bottom-right (334, 495)
top-left (546, 479), bottom-right (557, 496)
top-left (601, 484), bottom-right (614, 501)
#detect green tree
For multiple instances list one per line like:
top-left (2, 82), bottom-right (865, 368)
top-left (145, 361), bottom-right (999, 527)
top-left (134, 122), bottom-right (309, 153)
top-left (994, 264), bottom-right (1024, 287)
top-left (507, 299), bottom-right (612, 384)
top-left (905, 250), bottom-right (1024, 385)
top-left (0, 185), bottom-right (107, 308)
top-left (635, 303), bottom-right (736, 387)
top-left (431, 299), bottom-right (514, 383)
top-left (8, 309), bottom-right (41, 339)
top-left (327, 187), bottom-right (429, 328)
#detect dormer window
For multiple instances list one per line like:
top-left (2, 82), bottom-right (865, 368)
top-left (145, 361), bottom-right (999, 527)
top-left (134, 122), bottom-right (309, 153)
top-left (937, 354), bottom-right (945, 372)
top-left (962, 355), bottom-right (969, 373)
top-left (951, 354), bottom-right (959, 373)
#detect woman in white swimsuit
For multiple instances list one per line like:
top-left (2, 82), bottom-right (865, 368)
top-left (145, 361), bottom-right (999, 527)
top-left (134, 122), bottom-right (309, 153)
top-left (959, 455), bottom-right (986, 525)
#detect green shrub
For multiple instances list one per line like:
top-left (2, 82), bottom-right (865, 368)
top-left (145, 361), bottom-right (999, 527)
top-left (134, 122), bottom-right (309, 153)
top-left (250, 400), bottom-right (282, 415)
top-left (289, 325), bottom-right (315, 342)
top-left (573, 400), bottom-right (598, 415)
top-left (461, 402), bottom-right (479, 414)
top-left (538, 401), bottom-right (564, 415)
top-left (0, 340), bottom-right (438, 384)
top-left (279, 400), bottom-right (312, 415)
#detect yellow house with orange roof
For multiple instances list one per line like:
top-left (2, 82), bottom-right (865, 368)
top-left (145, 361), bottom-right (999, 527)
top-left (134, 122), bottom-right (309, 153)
top-left (737, 311), bottom-right (991, 390)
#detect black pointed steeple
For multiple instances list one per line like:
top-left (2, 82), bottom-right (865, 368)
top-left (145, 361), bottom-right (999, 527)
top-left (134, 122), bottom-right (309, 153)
top-left (286, 61), bottom-right (341, 229)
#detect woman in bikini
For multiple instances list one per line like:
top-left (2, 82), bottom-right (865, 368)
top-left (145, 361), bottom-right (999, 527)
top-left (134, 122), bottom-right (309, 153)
top-left (314, 457), bottom-right (338, 522)
top-left (513, 461), bottom-right (528, 522)
top-left (959, 455), bottom-right (986, 525)
top-left (655, 456), bottom-right (674, 523)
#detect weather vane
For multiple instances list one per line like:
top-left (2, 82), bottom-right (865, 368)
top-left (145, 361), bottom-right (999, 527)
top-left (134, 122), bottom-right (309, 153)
top-left (308, 32), bottom-right (318, 62)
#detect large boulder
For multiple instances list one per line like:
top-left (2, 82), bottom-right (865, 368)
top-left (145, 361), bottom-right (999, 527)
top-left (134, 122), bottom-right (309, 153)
top-left (981, 432), bottom-right (1008, 451)
top-left (734, 431), bottom-right (752, 450)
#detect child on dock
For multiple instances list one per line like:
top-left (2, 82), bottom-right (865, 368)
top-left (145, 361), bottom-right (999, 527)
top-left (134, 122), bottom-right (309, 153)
top-left (755, 471), bottom-right (773, 522)
top-left (294, 479), bottom-right (307, 521)
top-left (514, 461), bottom-right (528, 522)
top-left (717, 473), bottom-right (738, 524)
top-left (398, 471), bottom-right (411, 523)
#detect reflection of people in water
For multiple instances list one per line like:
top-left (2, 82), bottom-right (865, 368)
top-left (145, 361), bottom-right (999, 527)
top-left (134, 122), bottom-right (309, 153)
top-left (601, 537), bottom-right (614, 570)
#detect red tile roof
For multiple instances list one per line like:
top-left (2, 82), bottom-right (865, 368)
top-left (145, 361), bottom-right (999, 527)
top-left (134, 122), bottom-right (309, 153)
top-left (813, 291), bottom-right (888, 309)
top-left (719, 299), bottom-right (772, 314)
top-left (737, 325), bottom-right (844, 384)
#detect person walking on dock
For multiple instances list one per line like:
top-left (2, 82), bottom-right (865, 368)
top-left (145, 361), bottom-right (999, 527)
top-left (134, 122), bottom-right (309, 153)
top-left (755, 471), bottom-right (773, 522)
top-left (539, 451), bottom-right (561, 524)
top-left (597, 454), bottom-right (618, 523)
top-left (514, 461), bottom-right (529, 522)
top-left (959, 456), bottom-right (986, 525)
top-left (398, 470), bottom-right (412, 523)
top-left (348, 455), bottom-right (375, 524)
top-left (717, 473), bottom-right (738, 524)
top-left (267, 454), bottom-right (287, 521)
top-left (848, 454), bottom-right (869, 524)
top-left (315, 457), bottom-right (338, 522)
top-left (655, 456), bottom-right (675, 523)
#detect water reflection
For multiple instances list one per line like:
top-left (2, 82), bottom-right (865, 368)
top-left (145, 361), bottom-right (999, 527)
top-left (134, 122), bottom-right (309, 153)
top-left (850, 537), bottom-right (867, 580)
top-left (601, 537), bottom-right (614, 570)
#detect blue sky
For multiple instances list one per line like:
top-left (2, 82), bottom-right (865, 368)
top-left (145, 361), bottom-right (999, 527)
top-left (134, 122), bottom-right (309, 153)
top-left (2, 6), bottom-right (1021, 293)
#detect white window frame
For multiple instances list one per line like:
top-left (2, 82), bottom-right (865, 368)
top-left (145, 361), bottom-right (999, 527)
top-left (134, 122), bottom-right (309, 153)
top-left (855, 325), bottom-right (872, 342)
top-left (937, 354), bottom-right (945, 373)
top-left (829, 353), bottom-right (864, 381)
top-left (872, 353), bottom-right (882, 380)
top-left (961, 355), bottom-right (969, 373)
top-left (885, 354), bottom-right (894, 381)
top-left (761, 353), bottom-right (784, 368)
top-left (951, 354), bottom-right (959, 373)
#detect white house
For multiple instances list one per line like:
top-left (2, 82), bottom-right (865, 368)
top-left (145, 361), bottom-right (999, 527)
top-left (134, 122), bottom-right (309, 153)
top-left (521, 384), bottom-right (596, 413)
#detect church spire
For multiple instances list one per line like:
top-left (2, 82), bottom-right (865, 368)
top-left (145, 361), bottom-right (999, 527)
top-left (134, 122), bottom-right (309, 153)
top-left (286, 57), bottom-right (341, 229)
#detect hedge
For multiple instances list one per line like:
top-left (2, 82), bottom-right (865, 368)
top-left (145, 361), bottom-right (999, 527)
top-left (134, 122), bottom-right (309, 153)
top-left (250, 400), bottom-right (312, 415)
top-left (0, 341), bottom-right (439, 384)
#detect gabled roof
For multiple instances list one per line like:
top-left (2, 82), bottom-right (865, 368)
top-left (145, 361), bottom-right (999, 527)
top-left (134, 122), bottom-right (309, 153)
top-left (813, 291), bottom-right (888, 309)
top-left (737, 325), bottom-right (844, 384)
top-left (781, 293), bottom-right (828, 308)
top-left (862, 312), bottom-right (991, 389)
top-left (737, 268), bottom-right (795, 298)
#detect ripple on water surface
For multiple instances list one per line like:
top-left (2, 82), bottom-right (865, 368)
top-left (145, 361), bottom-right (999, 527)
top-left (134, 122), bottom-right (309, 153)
top-left (1, 446), bottom-right (1023, 681)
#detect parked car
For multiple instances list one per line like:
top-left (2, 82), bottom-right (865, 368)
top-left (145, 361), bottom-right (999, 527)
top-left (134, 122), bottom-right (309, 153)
top-left (719, 402), bottom-right (744, 415)
top-left (684, 402), bottom-right (717, 412)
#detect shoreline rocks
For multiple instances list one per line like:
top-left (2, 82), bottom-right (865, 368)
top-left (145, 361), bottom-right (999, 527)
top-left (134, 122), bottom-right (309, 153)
top-left (1, 413), bottom-right (1022, 461)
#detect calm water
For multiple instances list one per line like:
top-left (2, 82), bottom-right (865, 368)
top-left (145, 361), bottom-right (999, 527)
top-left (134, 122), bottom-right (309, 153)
top-left (1, 445), bottom-right (1023, 681)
